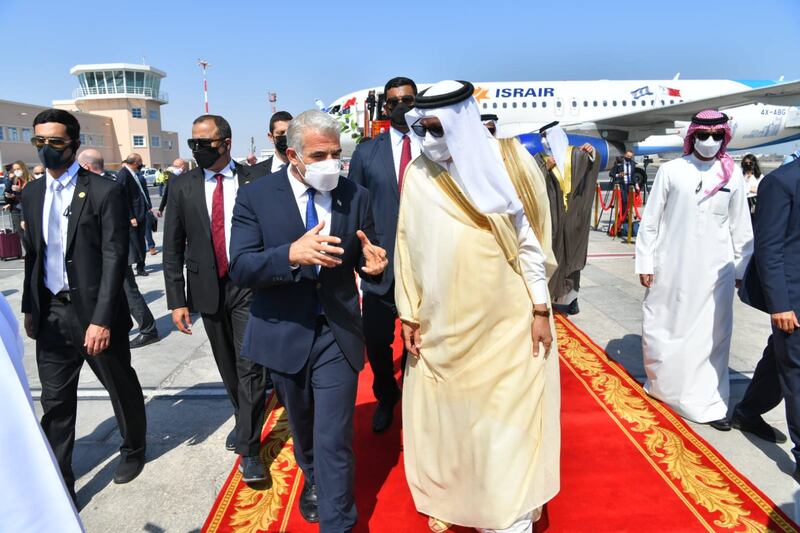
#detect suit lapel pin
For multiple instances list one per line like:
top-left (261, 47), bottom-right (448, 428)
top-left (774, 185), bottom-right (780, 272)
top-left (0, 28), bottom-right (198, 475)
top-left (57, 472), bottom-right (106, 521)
top-left (245, 180), bottom-right (250, 184)
top-left (336, 199), bottom-right (342, 207)
top-left (78, 192), bottom-right (86, 199)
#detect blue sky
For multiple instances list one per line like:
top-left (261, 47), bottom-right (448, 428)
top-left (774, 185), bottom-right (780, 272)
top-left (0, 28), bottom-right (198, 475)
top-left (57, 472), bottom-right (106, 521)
top-left (1, 0), bottom-right (798, 157)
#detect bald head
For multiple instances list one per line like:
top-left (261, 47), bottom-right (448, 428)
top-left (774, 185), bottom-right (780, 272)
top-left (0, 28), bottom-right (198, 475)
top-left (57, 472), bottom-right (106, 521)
top-left (78, 149), bottom-right (105, 174)
top-left (125, 153), bottom-right (143, 167)
top-left (172, 158), bottom-right (188, 173)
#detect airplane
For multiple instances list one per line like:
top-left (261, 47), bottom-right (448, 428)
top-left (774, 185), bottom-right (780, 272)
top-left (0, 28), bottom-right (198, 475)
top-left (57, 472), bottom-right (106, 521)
top-left (327, 78), bottom-right (800, 181)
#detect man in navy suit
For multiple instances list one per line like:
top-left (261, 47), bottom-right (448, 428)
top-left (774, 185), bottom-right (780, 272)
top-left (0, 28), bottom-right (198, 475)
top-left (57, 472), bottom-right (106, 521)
top-left (347, 76), bottom-right (419, 433)
top-left (229, 110), bottom-right (388, 531)
top-left (736, 157), bottom-right (800, 481)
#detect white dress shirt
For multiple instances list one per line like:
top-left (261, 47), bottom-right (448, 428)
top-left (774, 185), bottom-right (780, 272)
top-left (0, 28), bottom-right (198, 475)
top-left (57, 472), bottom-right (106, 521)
top-left (389, 126), bottom-right (421, 182)
top-left (271, 153), bottom-right (288, 174)
top-left (203, 161), bottom-right (239, 261)
top-left (287, 164), bottom-right (333, 234)
top-left (43, 161), bottom-right (79, 294)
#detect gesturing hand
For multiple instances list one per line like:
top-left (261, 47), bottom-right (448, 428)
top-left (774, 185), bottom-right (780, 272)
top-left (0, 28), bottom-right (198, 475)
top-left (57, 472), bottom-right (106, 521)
top-left (357, 230), bottom-right (388, 275)
top-left (772, 311), bottom-right (800, 335)
top-left (401, 321), bottom-right (422, 356)
top-left (579, 143), bottom-right (596, 157)
top-left (639, 274), bottom-right (654, 288)
top-left (289, 220), bottom-right (344, 268)
top-left (84, 324), bottom-right (110, 356)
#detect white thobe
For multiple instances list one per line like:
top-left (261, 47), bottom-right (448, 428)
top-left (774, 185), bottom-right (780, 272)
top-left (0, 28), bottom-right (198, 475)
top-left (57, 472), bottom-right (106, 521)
top-left (0, 295), bottom-right (84, 532)
top-left (635, 154), bottom-right (753, 423)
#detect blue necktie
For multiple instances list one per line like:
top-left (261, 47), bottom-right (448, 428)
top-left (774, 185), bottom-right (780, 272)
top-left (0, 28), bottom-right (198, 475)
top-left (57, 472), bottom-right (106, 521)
top-left (305, 188), bottom-right (318, 230)
top-left (305, 189), bottom-right (322, 315)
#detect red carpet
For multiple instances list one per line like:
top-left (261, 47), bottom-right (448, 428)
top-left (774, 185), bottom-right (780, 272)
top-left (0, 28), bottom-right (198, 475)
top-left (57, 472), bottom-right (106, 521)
top-left (203, 316), bottom-right (797, 532)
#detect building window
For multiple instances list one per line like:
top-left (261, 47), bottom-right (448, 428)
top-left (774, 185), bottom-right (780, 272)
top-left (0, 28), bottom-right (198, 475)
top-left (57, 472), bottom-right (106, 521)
top-left (79, 133), bottom-right (86, 144)
top-left (96, 135), bottom-right (104, 147)
top-left (149, 109), bottom-right (158, 120)
top-left (166, 140), bottom-right (173, 150)
top-left (21, 128), bottom-right (31, 143)
top-left (131, 107), bottom-right (143, 118)
top-left (151, 135), bottom-right (161, 148)
top-left (0, 127), bottom-right (4, 142)
top-left (133, 135), bottom-right (145, 147)
top-left (8, 127), bottom-right (18, 142)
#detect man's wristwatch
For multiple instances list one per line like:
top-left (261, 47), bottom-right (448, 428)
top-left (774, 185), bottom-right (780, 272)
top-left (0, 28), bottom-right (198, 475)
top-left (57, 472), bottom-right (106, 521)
top-left (533, 308), bottom-right (551, 318)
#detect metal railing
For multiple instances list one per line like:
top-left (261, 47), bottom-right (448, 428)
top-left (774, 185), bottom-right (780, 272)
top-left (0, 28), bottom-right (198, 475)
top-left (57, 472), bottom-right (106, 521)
top-left (73, 86), bottom-right (168, 102)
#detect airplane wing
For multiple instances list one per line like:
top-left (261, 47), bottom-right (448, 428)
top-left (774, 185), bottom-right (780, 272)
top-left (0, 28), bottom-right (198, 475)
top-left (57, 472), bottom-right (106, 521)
top-left (567, 79), bottom-right (800, 139)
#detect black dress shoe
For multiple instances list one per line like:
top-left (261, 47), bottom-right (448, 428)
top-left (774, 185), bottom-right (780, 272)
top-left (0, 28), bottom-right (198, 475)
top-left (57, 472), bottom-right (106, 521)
top-left (130, 332), bottom-right (159, 349)
top-left (731, 412), bottom-right (788, 443)
top-left (238, 455), bottom-right (268, 484)
top-left (113, 455), bottom-right (145, 484)
top-left (372, 398), bottom-right (398, 433)
top-left (136, 270), bottom-right (149, 276)
top-left (225, 428), bottom-right (236, 451)
top-left (793, 464), bottom-right (800, 484)
top-left (708, 418), bottom-right (732, 431)
top-left (299, 481), bottom-right (319, 523)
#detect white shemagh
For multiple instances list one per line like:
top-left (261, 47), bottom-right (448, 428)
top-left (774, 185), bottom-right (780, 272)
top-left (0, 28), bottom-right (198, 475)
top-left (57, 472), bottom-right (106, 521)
top-left (543, 123), bottom-right (569, 177)
top-left (405, 80), bottom-right (522, 215)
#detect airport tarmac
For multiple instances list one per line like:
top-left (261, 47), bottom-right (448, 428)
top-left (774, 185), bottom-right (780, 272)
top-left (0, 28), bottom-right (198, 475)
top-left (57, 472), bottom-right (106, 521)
top-left (2, 181), bottom-right (797, 532)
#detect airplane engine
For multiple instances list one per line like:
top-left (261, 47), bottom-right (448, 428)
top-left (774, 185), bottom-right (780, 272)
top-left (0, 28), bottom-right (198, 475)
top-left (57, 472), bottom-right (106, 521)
top-left (516, 133), bottom-right (625, 170)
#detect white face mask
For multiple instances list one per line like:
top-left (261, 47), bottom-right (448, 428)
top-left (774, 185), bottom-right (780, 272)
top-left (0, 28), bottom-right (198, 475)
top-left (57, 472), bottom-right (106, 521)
top-left (13, 170), bottom-right (23, 178)
top-left (299, 157), bottom-right (341, 191)
top-left (421, 134), bottom-right (451, 162)
top-left (34, 173), bottom-right (44, 179)
top-left (694, 137), bottom-right (722, 159)
top-left (172, 167), bottom-right (183, 176)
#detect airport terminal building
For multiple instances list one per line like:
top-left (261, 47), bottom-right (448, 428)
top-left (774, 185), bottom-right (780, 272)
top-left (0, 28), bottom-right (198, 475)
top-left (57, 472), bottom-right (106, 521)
top-left (0, 63), bottom-right (179, 170)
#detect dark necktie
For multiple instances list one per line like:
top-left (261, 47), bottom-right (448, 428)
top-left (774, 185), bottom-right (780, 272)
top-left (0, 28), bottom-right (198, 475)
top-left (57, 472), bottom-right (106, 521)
top-left (211, 174), bottom-right (228, 278)
top-left (398, 135), bottom-right (411, 193)
top-left (306, 188), bottom-right (322, 314)
top-left (305, 188), bottom-right (318, 230)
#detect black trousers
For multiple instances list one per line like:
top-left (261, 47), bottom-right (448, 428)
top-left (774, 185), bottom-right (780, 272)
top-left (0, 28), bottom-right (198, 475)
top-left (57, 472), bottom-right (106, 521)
top-left (36, 294), bottom-right (147, 494)
top-left (123, 267), bottom-right (157, 335)
top-left (362, 287), bottom-right (401, 405)
top-left (271, 319), bottom-right (358, 532)
top-left (737, 329), bottom-right (800, 463)
top-left (201, 277), bottom-right (269, 456)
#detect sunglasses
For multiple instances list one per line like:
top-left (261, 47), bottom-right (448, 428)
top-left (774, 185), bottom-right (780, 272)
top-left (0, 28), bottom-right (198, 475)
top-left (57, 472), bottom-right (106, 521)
top-left (30, 136), bottom-right (72, 150)
top-left (410, 121), bottom-right (444, 138)
top-left (187, 138), bottom-right (224, 151)
top-left (385, 95), bottom-right (415, 109)
top-left (695, 131), bottom-right (725, 142)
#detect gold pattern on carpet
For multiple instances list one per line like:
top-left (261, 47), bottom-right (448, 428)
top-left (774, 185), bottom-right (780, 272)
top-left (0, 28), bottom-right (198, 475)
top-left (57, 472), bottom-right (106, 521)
top-left (227, 408), bottom-right (296, 533)
top-left (556, 319), bottom-right (776, 533)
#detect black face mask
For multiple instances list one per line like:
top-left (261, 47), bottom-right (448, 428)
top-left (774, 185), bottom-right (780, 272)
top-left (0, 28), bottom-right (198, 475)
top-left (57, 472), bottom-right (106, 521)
top-left (192, 144), bottom-right (224, 169)
top-left (743, 162), bottom-right (754, 170)
top-left (38, 144), bottom-right (73, 169)
top-left (624, 156), bottom-right (633, 162)
top-left (274, 135), bottom-right (288, 156)
top-left (389, 102), bottom-right (412, 130)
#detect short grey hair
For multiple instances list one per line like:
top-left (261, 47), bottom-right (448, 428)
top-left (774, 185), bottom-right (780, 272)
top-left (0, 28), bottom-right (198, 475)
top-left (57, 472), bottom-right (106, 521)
top-left (287, 110), bottom-right (340, 155)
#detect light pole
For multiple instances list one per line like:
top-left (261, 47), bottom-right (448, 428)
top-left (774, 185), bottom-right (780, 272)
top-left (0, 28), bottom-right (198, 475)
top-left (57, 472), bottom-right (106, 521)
top-left (198, 59), bottom-right (211, 113)
top-left (268, 91), bottom-right (277, 115)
